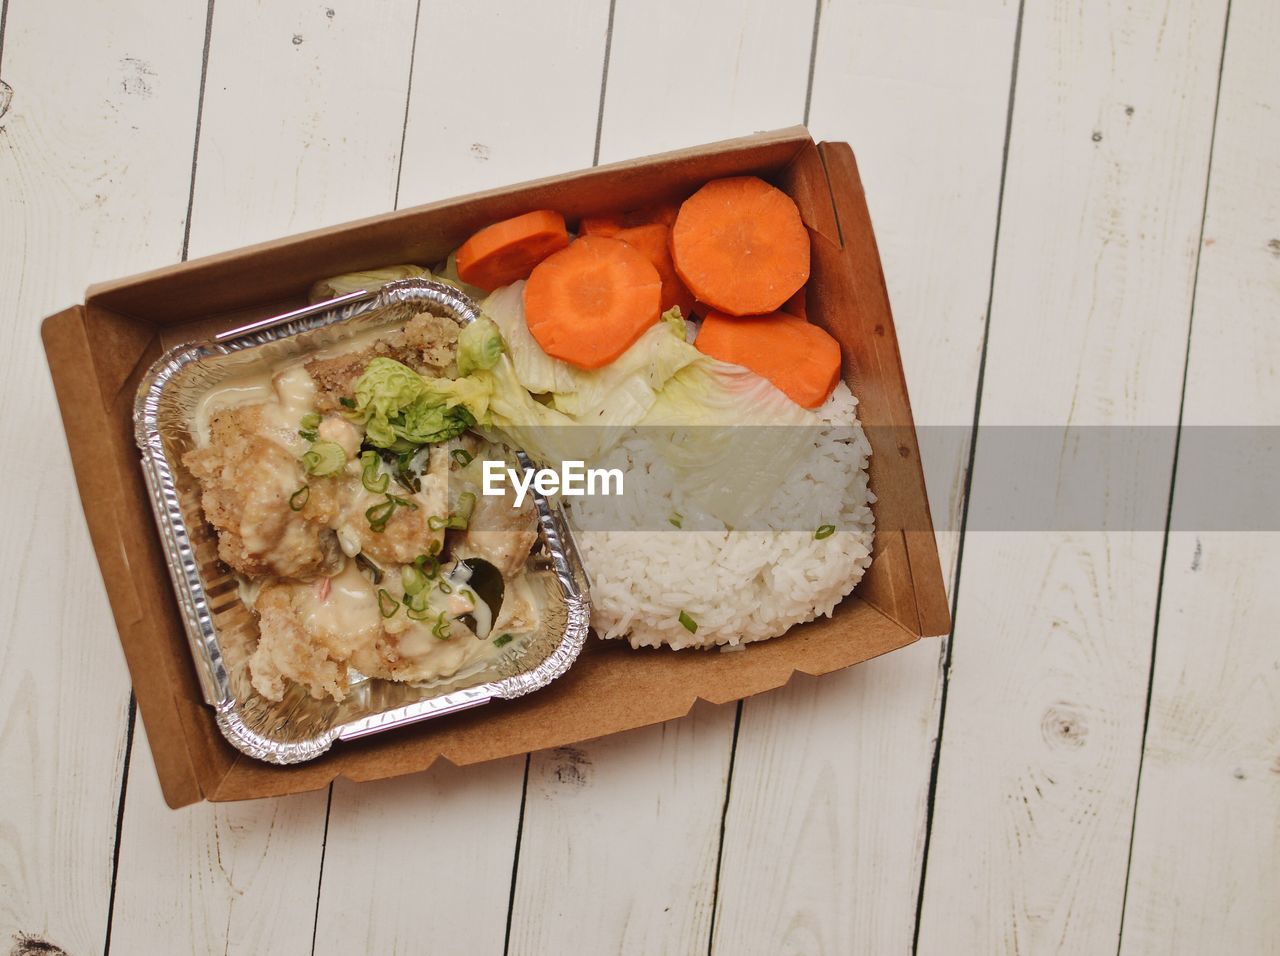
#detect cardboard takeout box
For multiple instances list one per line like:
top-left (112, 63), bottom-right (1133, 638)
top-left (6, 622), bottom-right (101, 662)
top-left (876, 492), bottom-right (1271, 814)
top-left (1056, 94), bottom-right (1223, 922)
top-left (42, 127), bottom-right (950, 808)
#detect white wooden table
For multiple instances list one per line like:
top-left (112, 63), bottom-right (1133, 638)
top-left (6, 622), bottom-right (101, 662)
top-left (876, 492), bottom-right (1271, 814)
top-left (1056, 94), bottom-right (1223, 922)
top-left (2, 0), bottom-right (1276, 953)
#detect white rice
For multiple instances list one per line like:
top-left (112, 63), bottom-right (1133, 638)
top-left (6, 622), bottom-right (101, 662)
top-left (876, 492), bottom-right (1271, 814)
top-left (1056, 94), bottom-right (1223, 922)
top-left (568, 382), bottom-right (875, 649)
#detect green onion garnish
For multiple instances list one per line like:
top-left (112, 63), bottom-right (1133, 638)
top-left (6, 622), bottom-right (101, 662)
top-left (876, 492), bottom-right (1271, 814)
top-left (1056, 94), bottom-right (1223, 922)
top-left (338, 396), bottom-right (356, 409)
top-left (298, 429), bottom-right (319, 442)
top-left (377, 589), bottom-right (399, 618)
top-left (669, 513), bottom-right (683, 529)
top-left (300, 412), bottom-right (321, 430)
top-left (365, 498), bottom-right (396, 532)
top-left (302, 440), bottom-right (347, 476)
top-left (493, 633), bottom-right (513, 648)
top-left (386, 493), bottom-right (418, 511)
top-left (678, 610), bottom-right (698, 633)
top-left (431, 612), bottom-right (452, 640)
top-left (360, 451), bottom-right (389, 493)
top-left (289, 485), bottom-right (310, 511)
top-left (437, 579), bottom-right (453, 595)
top-left (427, 515), bottom-right (447, 531)
top-left (815, 524), bottom-right (836, 540)
top-left (450, 448), bottom-right (474, 467)
top-left (447, 491), bottom-right (476, 530)
top-left (401, 564), bottom-right (428, 596)
top-left (406, 598), bottom-right (433, 621)
top-left (429, 539), bottom-right (442, 555)
top-left (460, 588), bottom-right (477, 606)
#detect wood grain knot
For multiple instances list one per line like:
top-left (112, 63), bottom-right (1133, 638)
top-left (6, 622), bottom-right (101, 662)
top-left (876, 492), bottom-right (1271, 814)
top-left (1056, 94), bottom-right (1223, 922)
top-left (9, 934), bottom-right (68, 956)
top-left (549, 746), bottom-right (592, 787)
top-left (1041, 706), bottom-right (1088, 748)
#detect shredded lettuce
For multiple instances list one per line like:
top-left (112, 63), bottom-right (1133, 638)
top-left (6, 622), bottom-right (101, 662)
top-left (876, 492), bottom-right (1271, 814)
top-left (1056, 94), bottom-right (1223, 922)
top-left (308, 265), bottom-right (429, 304)
top-left (352, 357), bottom-right (473, 451)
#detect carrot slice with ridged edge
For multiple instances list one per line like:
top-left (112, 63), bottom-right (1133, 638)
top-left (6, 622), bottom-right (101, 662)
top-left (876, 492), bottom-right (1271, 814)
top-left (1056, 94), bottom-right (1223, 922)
top-left (579, 201), bottom-right (679, 238)
top-left (671, 176), bottom-right (810, 316)
top-left (523, 235), bottom-right (663, 369)
top-left (455, 209), bottom-right (570, 291)
top-left (694, 310), bottom-right (841, 409)
top-left (610, 223), bottom-right (697, 318)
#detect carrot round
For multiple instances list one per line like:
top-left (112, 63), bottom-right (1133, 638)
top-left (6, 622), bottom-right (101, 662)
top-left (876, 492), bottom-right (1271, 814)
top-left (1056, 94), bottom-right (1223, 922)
top-left (579, 201), bottom-right (679, 238)
top-left (455, 209), bottom-right (571, 291)
top-left (671, 176), bottom-right (810, 316)
top-left (610, 223), bottom-right (697, 318)
top-left (524, 235), bottom-right (663, 369)
top-left (694, 310), bottom-right (841, 408)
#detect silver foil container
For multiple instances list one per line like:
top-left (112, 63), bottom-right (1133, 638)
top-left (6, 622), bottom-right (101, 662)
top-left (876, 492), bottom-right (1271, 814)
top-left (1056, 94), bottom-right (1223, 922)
top-left (134, 278), bottom-right (592, 764)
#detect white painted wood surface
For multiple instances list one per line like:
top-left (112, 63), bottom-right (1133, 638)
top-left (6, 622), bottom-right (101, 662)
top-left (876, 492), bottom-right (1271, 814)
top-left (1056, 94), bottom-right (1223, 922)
top-left (0, 1), bottom-right (207, 952)
top-left (1, 0), bottom-right (1276, 952)
top-left (1120, 0), bottom-right (1280, 950)
top-left (915, 0), bottom-right (1232, 953)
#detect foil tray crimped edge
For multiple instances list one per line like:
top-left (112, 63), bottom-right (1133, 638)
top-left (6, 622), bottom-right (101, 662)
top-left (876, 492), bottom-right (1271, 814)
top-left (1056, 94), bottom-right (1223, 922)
top-left (133, 278), bottom-right (592, 766)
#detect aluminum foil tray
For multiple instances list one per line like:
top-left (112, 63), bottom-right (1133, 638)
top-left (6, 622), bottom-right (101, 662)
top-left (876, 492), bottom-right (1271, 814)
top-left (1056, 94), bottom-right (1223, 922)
top-left (133, 278), bottom-right (592, 764)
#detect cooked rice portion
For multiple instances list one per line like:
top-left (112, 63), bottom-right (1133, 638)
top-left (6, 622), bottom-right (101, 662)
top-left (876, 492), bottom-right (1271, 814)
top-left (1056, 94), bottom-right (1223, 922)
top-left (573, 382), bottom-right (874, 649)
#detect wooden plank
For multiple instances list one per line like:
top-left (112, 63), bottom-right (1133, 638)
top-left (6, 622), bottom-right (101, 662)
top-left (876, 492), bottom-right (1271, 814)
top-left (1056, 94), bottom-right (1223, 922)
top-left (1120, 0), bottom-right (1280, 950)
top-left (914, 0), bottom-right (1230, 952)
top-left (107, 1), bottom-right (420, 951)
top-left (395, 0), bottom-right (612, 208)
top-left (0, 1), bottom-right (207, 951)
top-left (504, 2), bottom-right (816, 952)
top-left (710, 1), bottom-right (1020, 951)
top-left (311, 3), bottom-right (611, 951)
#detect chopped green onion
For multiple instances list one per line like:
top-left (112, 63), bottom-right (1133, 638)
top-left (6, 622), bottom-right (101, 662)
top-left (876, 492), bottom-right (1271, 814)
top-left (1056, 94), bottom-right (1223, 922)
top-left (678, 610), bottom-right (698, 634)
top-left (338, 396), bottom-right (356, 409)
top-left (432, 612), bottom-right (452, 640)
top-left (815, 524), bottom-right (836, 540)
top-left (460, 588), bottom-right (477, 606)
top-left (302, 440), bottom-right (347, 476)
top-left (429, 539), bottom-right (442, 556)
top-left (427, 515), bottom-right (447, 531)
top-left (406, 594), bottom-right (433, 621)
top-left (377, 589), bottom-right (399, 618)
top-left (365, 498), bottom-right (396, 532)
top-left (450, 447), bottom-right (474, 467)
top-left (401, 564), bottom-right (428, 596)
top-left (360, 451), bottom-right (389, 493)
top-left (447, 491), bottom-right (476, 530)
top-left (298, 429), bottom-right (319, 442)
top-left (669, 513), bottom-right (683, 529)
top-left (300, 412), bottom-right (321, 430)
top-left (493, 633), bottom-right (514, 648)
top-left (386, 493), bottom-right (418, 511)
top-left (437, 579), bottom-right (453, 595)
top-left (289, 484), bottom-right (310, 511)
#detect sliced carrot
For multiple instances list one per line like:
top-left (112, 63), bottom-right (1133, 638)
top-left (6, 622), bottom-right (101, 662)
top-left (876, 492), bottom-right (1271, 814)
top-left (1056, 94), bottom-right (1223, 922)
top-left (671, 176), bottom-right (810, 316)
top-left (694, 310), bottom-right (841, 409)
top-left (780, 286), bottom-right (807, 320)
top-left (609, 223), bottom-right (697, 318)
top-left (524, 235), bottom-right (663, 369)
top-left (455, 209), bottom-right (570, 291)
top-left (579, 201), bottom-right (680, 238)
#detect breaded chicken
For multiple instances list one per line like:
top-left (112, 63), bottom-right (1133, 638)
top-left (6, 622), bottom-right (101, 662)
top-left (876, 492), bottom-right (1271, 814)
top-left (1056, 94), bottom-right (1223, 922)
top-left (249, 564), bottom-right (381, 701)
top-left (184, 404), bottom-right (343, 580)
top-left (333, 445), bottom-right (450, 566)
top-left (304, 312), bottom-right (459, 411)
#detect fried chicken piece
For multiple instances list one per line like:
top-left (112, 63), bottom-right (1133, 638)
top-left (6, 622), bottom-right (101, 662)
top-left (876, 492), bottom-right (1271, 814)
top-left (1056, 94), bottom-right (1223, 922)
top-left (402, 312), bottom-right (459, 375)
top-left (333, 445), bottom-right (449, 566)
top-left (450, 450), bottom-right (539, 578)
top-left (303, 313), bottom-right (459, 411)
top-left (249, 564), bottom-right (381, 701)
top-left (184, 404), bottom-right (343, 580)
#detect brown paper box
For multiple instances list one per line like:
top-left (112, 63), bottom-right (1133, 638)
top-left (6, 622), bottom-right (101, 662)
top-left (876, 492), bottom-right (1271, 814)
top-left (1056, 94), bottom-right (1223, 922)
top-left (41, 127), bottom-right (950, 808)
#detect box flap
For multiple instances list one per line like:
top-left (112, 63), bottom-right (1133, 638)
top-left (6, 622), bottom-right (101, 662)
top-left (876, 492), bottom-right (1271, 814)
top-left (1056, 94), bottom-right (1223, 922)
top-left (41, 306), bottom-right (208, 807)
top-left (86, 127), bottom-right (815, 325)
